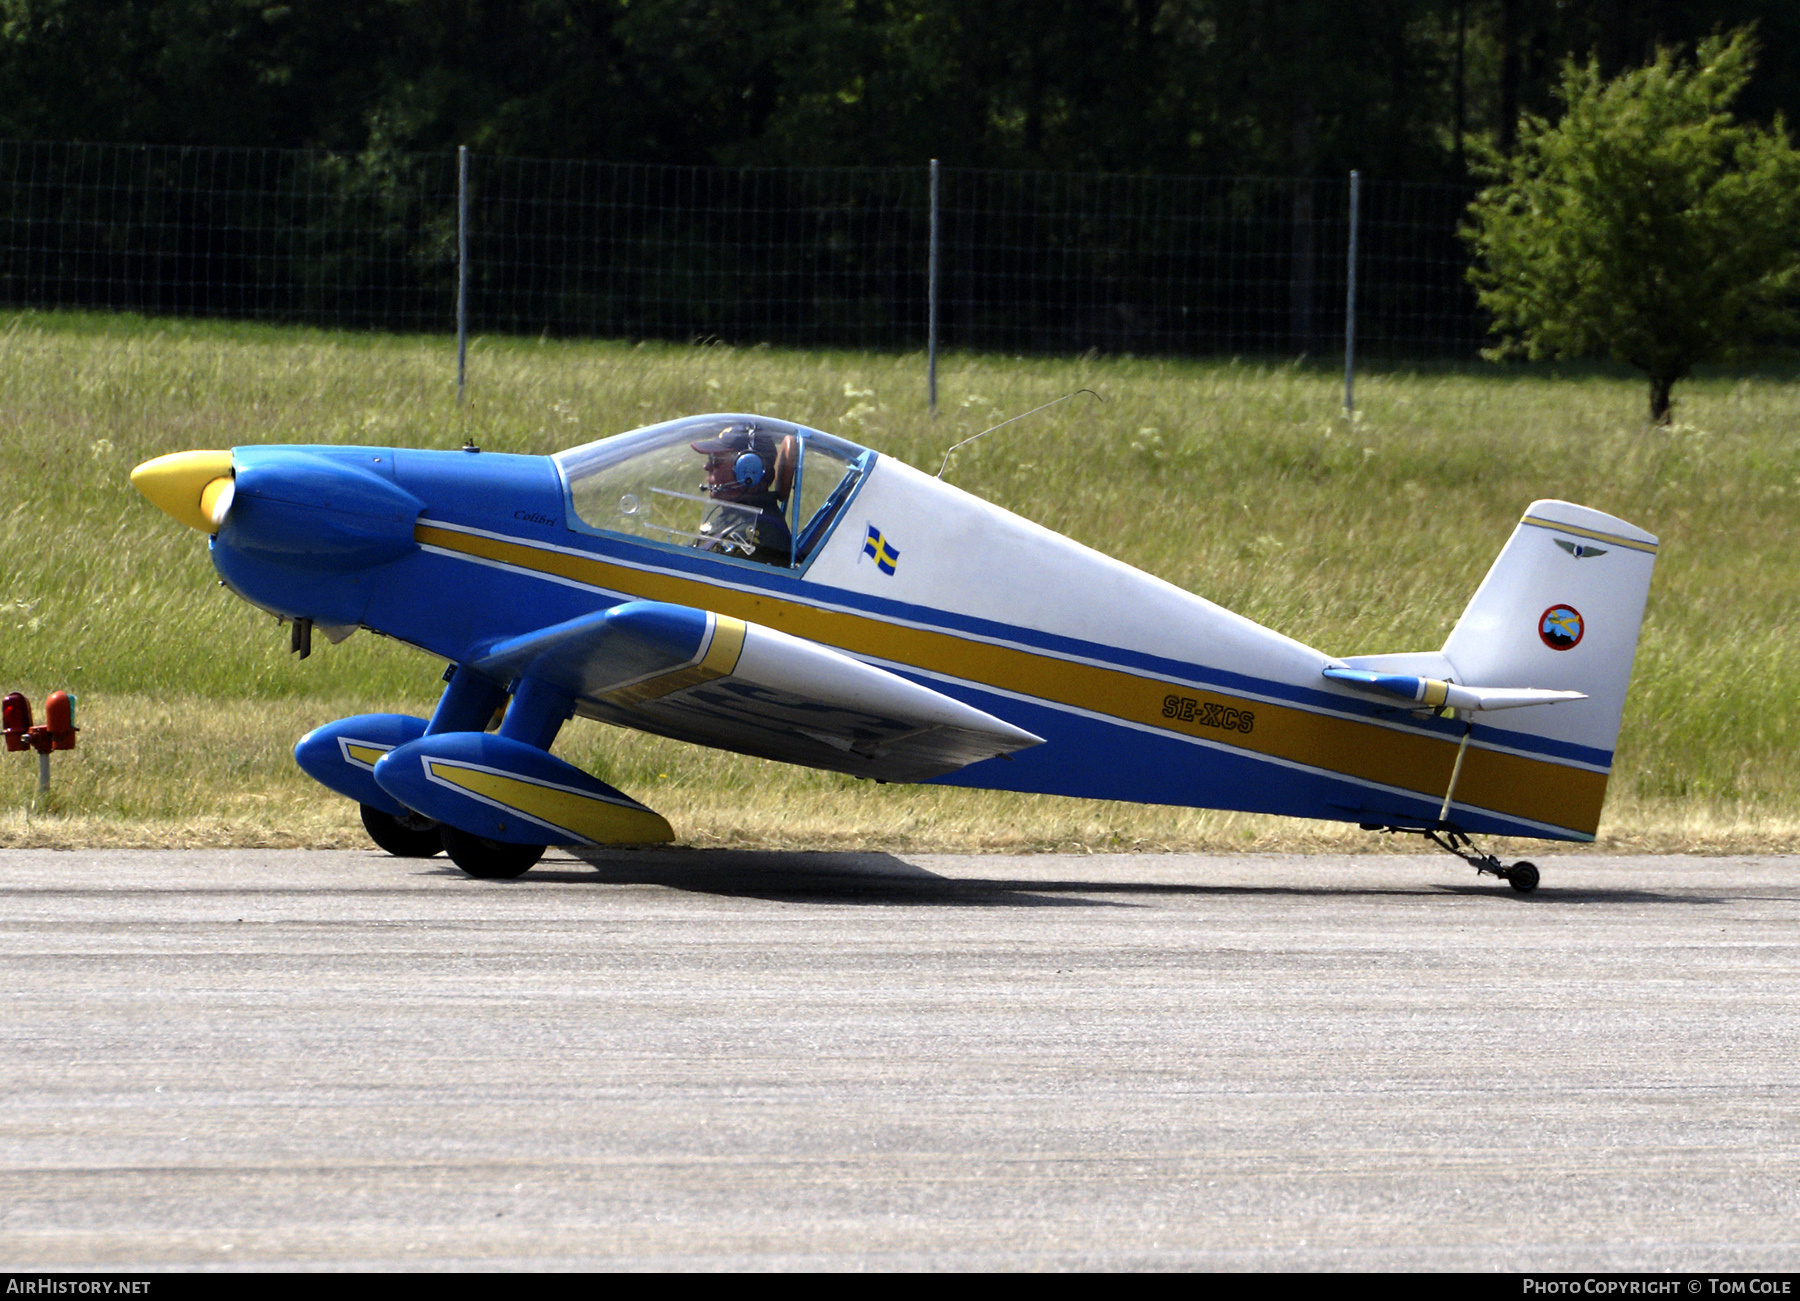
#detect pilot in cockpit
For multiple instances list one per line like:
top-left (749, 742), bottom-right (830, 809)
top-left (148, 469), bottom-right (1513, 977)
top-left (690, 424), bottom-right (794, 565)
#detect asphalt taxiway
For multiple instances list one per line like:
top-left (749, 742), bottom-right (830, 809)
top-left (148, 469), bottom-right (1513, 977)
top-left (1, 847), bottom-right (1796, 1270)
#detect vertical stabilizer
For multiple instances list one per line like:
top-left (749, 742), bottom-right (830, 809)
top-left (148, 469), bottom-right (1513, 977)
top-left (1440, 501), bottom-right (1658, 760)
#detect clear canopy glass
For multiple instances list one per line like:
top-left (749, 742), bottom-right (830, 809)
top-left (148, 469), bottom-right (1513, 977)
top-left (554, 415), bottom-right (872, 567)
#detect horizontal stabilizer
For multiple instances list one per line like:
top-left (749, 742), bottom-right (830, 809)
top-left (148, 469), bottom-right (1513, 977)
top-left (1322, 667), bottom-right (1585, 712)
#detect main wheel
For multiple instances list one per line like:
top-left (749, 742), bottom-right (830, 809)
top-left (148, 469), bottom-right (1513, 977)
top-left (438, 825), bottom-right (545, 879)
top-left (1507, 861), bottom-right (1540, 894)
top-left (360, 804), bottom-right (443, 858)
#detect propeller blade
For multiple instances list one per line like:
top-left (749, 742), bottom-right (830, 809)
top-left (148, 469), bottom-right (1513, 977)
top-left (201, 475), bottom-right (236, 528)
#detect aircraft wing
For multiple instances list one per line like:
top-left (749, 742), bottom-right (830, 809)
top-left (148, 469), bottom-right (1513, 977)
top-left (474, 600), bottom-right (1044, 783)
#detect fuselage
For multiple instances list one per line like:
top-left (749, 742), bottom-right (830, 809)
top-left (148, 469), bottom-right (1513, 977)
top-left (200, 419), bottom-right (1609, 841)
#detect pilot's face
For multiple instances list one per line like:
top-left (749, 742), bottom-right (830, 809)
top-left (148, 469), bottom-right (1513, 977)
top-left (703, 452), bottom-right (737, 491)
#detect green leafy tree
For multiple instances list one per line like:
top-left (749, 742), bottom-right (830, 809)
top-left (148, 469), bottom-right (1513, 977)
top-left (1463, 29), bottom-right (1800, 423)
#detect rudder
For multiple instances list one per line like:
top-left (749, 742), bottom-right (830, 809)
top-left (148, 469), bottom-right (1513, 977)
top-left (1440, 500), bottom-right (1658, 761)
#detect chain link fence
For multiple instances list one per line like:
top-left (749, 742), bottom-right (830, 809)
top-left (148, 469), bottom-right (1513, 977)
top-left (0, 139), bottom-right (1483, 361)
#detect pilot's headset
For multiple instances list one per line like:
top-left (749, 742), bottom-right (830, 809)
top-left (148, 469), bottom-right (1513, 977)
top-left (725, 426), bottom-right (773, 495)
top-left (730, 446), bottom-right (767, 491)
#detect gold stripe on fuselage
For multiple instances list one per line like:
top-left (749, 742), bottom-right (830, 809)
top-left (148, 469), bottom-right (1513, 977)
top-left (415, 522), bottom-right (1608, 834)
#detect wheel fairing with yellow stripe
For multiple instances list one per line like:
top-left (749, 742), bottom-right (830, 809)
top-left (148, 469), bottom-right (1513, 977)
top-left (373, 732), bottom-right (674, 847)
top-left (293, 712), bottom-right (429, 819)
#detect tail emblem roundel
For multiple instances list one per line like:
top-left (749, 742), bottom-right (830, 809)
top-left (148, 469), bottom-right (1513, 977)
top-left (1539, 605), bottom-right (1584, 650)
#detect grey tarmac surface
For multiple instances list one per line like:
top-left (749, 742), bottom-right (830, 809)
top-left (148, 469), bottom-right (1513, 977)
top-left (0, 846), bottom-right (1797, 1272)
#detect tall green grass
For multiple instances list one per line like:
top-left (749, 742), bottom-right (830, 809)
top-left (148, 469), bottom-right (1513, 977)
top-left (3, 310), bottom-right (1797, 850)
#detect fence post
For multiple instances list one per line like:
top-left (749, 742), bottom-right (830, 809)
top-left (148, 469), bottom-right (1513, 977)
top-left (456, 145), bottom-right (469, 406)
top-left (1344, 169), bottom-right (1360, 416)
top-left (927, 158), bottom-right (939, 416)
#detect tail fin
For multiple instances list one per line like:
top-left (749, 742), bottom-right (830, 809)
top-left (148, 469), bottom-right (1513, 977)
top-left (1439, 500), bottom-right (1658, 759)
top-left (1332, 501), bottom-right (1657, 840)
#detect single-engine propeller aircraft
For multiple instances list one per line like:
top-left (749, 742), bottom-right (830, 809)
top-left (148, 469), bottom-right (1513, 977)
top-left (132, 413), bottom-right (1657, 892)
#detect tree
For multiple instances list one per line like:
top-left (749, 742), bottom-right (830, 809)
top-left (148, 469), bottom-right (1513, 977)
top-left (1463, 29), bottom-right (1800, 423)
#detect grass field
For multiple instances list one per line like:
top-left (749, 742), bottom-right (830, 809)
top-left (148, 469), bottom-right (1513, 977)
top-left (2, 310), bottom-right (1797, 852)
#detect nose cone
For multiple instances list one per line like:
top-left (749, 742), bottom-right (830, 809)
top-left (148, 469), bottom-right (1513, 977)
top-left (131, 450), bottom-right (234, 532)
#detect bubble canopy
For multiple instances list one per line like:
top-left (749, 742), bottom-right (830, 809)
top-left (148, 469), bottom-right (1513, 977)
top-left (553, 414), bottom-right (874, 568)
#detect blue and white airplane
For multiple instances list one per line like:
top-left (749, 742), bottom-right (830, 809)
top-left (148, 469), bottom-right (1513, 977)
top-left (132, 413), bottom-right (1658, 891)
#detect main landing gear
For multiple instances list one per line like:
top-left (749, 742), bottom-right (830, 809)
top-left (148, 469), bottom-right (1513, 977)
top-left (360, 802), bottom-right (545, 878)
top-left (1363, 823), bottom-right (1540, 893)
top-left (352, 664), bottom-right (552, 880)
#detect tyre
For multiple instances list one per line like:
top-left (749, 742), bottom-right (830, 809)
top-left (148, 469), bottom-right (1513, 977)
top-left (438, 825), bottom-right (545, 879)
top-left (360, 804), bottom-right (443, 858)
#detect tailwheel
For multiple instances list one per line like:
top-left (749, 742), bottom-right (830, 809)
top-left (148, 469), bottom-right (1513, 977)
top-left (360, 804), bottom-right (443, 858)
top-left (1408, 826), bottom-right (1543, 894)
top-left (438, 825), bottom-right (545, 879)
top-left (1504, 861), bottom-right (1540, 894)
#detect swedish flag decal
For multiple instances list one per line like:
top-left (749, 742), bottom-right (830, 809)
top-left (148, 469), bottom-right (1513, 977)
top-left (862, 524), bottom-right (901, 575)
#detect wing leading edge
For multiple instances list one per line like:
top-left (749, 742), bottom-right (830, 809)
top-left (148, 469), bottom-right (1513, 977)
top-left (474, 599), bottom-right (1044, 783)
